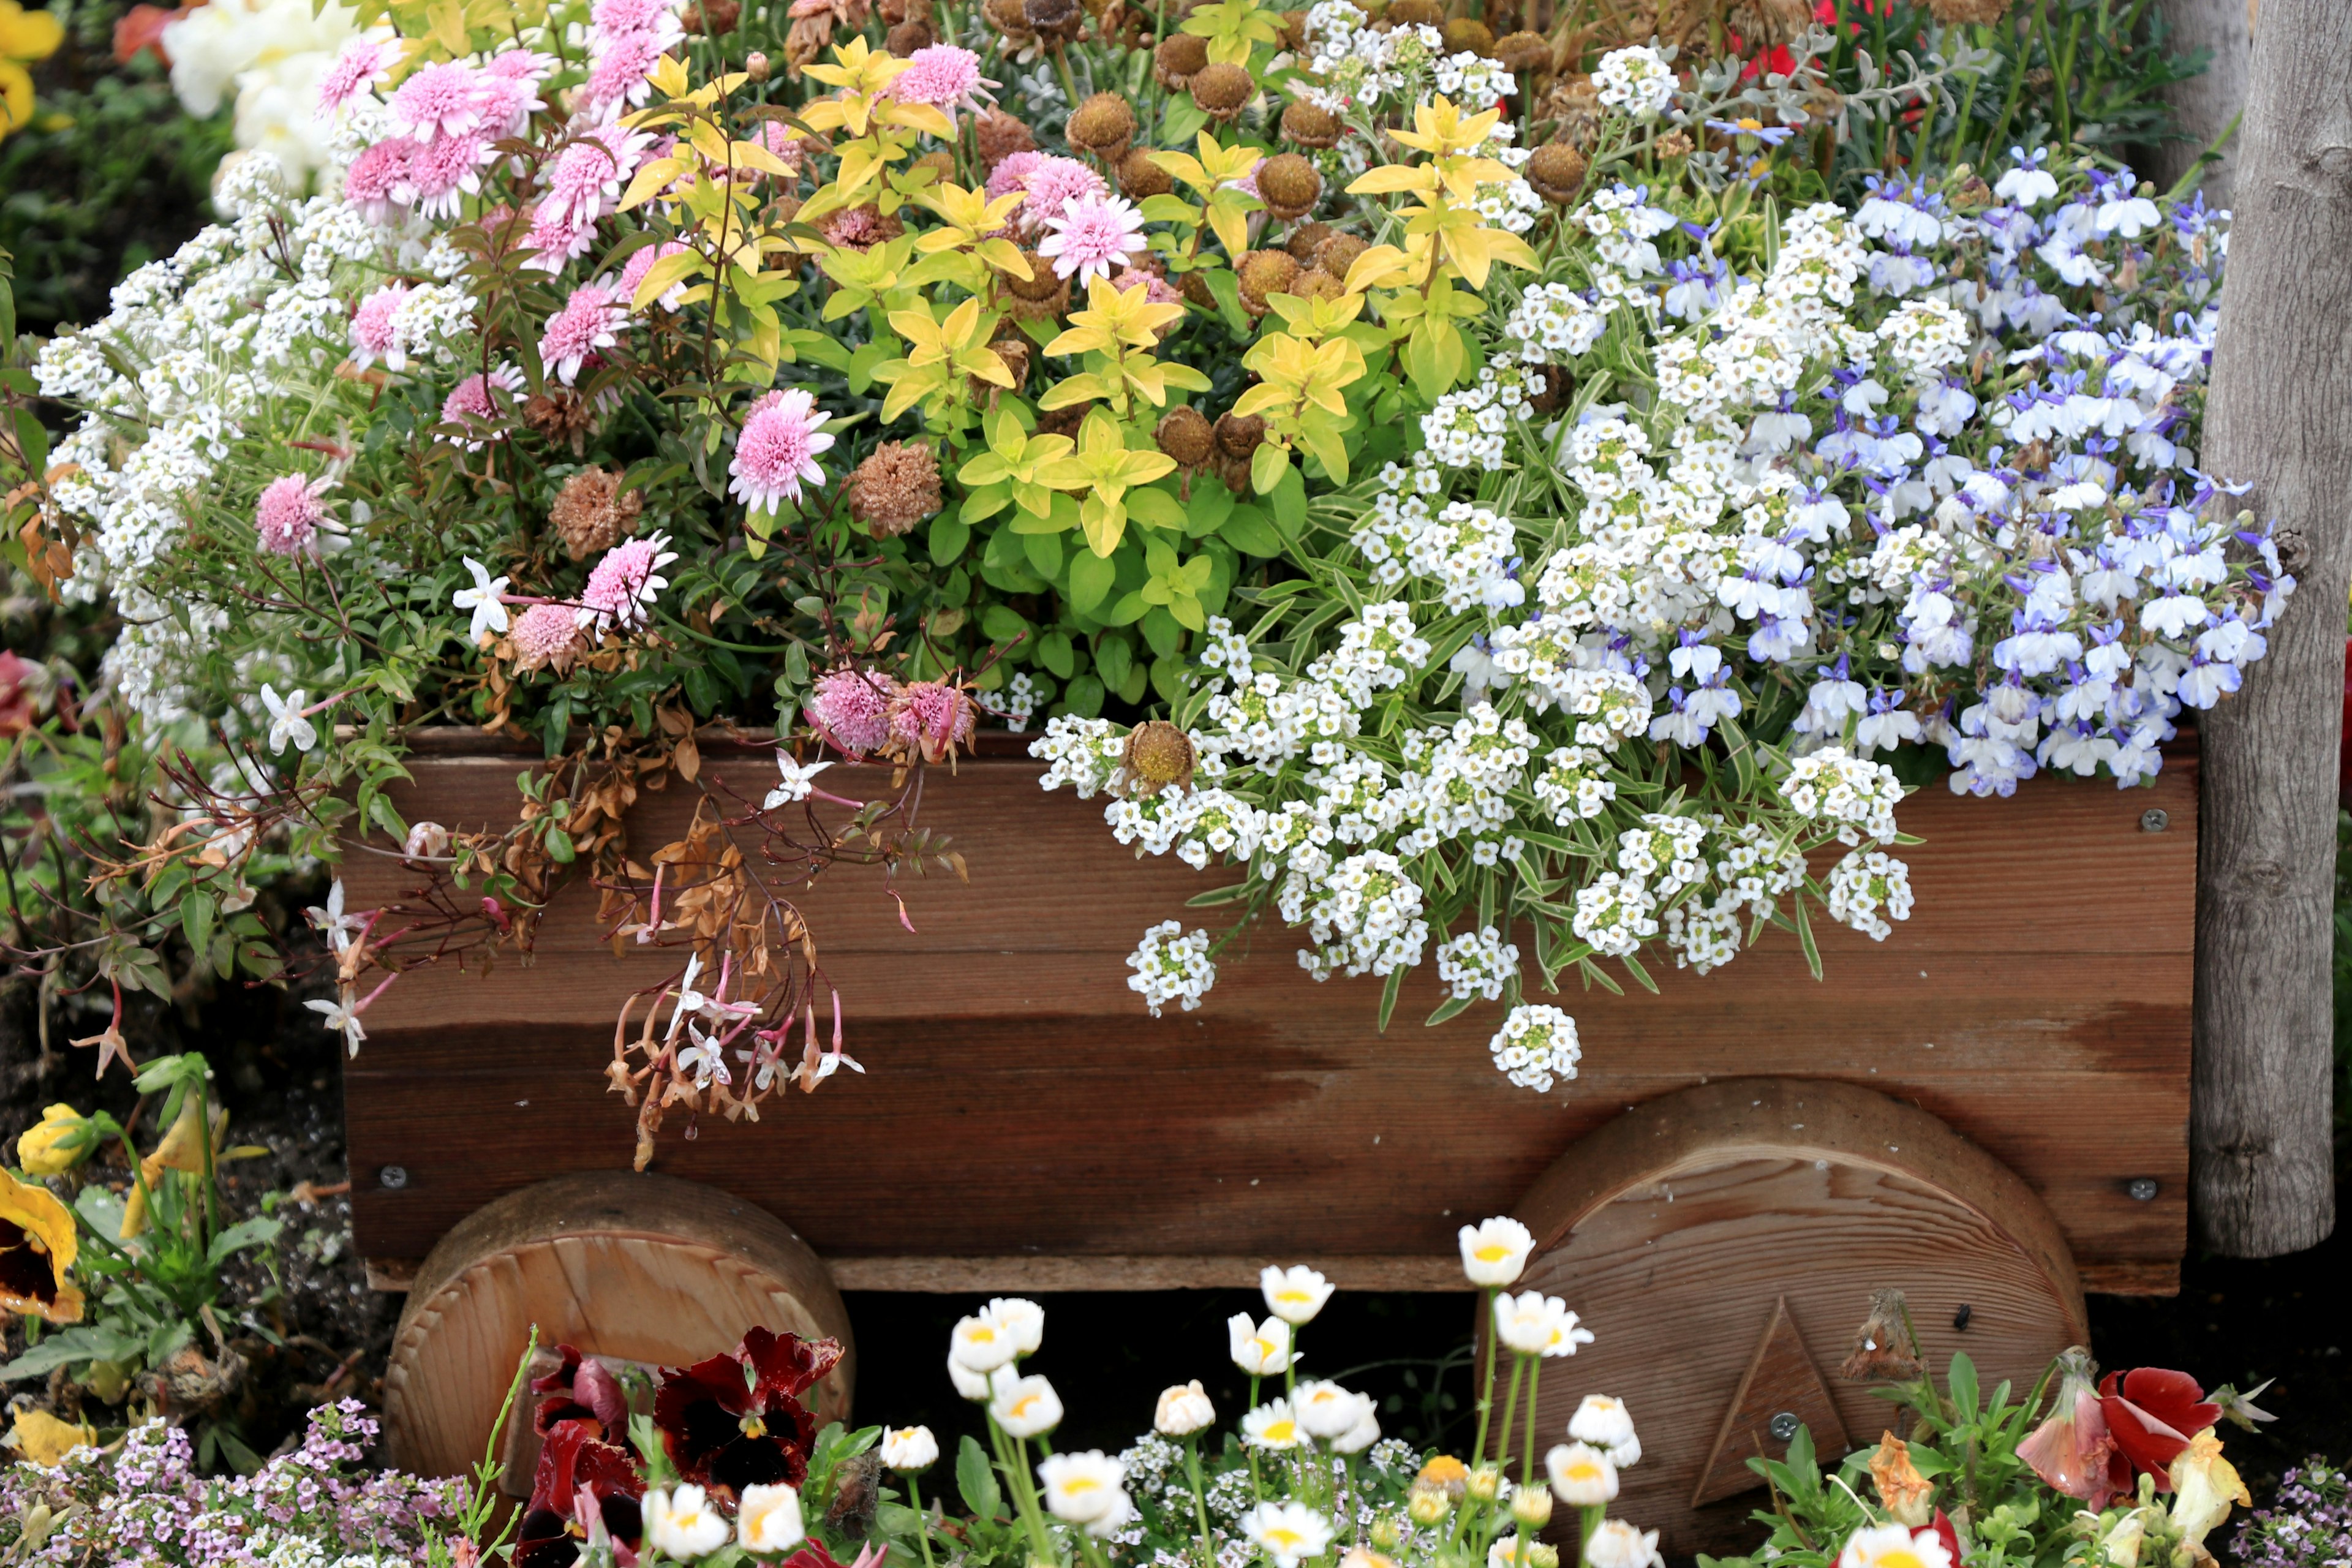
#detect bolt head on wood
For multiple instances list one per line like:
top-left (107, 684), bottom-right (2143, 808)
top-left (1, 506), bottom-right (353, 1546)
top-left (2140, 808), bottom-right (2169, 832)
top-left (1768, 1411), bottom-right (1801, 1442)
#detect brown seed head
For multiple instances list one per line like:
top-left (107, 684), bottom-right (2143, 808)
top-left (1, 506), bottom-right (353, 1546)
top-left (885, 16), bottom-right (933, 51)
top-left (1235, 249), bottom-right (1300, 311)
top-left (524, 390), bottom-right (599, 456)
top-left (1118, 146), bottom-right (1174, 200)
top-left (974, 108), bottom-right (1038, 168)
top-left (1156, 405), bottom-right (1216, 467)
top-left (1384, 0), bottom-right (1442, 27)
top-left (1291, 265), bottom-right (1343, 303)
top-left (1278, 7), bottom-right (1308, 47)
top-left (1926, 0), bottom-right (2010, 19)
top-left (1024, 0), bottom-right (1084, 39)
top-left (1280, 97), bottom-right (1341, 149)
top-left (1255, 152), bottom-right (1322, 221)
top-left (1285, 219), bottom-right (1333, 261)
top-left (1654, 129), bottom-right (1693, 158)
top-left (1313, 230), bottom-right (1368, 279)
top-left (1121, 720), bottom-right (1197, 796)
top-left (986, 336), bottom-right (1032, 393)
top-left (1154, 32), bottom-right (1209, 87)
top-left (550, 467), bottom-right (643, 560)
top-left (1179, 268), bottom-right (1218, 309)
top-left (911, 149), bottom-right (956, 184)
top-left (983, 0), bottom-right (1034, 35)
top-left (1068, 91), bottom-right (1138, 159)
top-left (1524, 141), bottom-right (1588, 205)
top-left (1441, 16), bottom-right (1493, 54)
top-left (1493, 28), bottom-right (1548, 71)
top-left (1006, 250), bottom-right (1067, 301)
top-left (684, 0), bottom-right (741, 32)
top-left (848, 442), bottom-right (945, 538)
top-left (1215, 410), bottom-right (1267, 458)
top-left (1189, 61), bottom-right (1254, 119)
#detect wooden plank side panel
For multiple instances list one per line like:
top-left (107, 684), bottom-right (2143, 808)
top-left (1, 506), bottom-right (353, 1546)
top-left (341, 750), bottom-right (2196, 1290)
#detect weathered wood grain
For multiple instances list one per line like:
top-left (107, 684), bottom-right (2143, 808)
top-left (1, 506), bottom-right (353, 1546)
top-left (1510, 1080), bottom-right (2088, 1555)
top-left (342, 747), bottom-right (2196, 1292)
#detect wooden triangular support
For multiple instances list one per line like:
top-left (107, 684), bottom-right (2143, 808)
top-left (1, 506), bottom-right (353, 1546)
top-left (1691, 1296), bottom-right (1851, 1507)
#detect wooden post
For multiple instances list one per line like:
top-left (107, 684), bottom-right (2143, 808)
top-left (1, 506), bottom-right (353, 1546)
top-left (2152, 0), bottom-right (2253, 203)
top-left (2193, 0), bottom-right (2351, 1257)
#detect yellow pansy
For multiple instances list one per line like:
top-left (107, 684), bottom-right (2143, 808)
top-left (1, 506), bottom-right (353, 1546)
top-left (1, 0), bottom-right (67, 143)
top-left (4, 1408), bottom-right (96, 1467)
top-left (0, 1166), bottom-right (81, 1322)
top-left (13, 1104), bottom-right (92, 1176)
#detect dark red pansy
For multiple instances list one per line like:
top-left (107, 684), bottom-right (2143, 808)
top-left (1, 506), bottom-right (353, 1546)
top-left (2098, 1368), bottom-right (2222, 1487)
top-left (652, 1328), bottom-right (845, 1498)
top-left (513, 1415), bottom-right (646, 1567)
top-left (535, 1344), bottom-right (630, 1439)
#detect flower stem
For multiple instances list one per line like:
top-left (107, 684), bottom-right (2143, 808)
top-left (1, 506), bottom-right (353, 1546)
top-left (1494, 1354), bottom-right (1528, 1477)
top-left (909, 1471), bottom-right (938, 1568)
top-left (1471, 1287), bottom-right (1499, 1462)
top-left (1521, 1356), bottom-right (1542, 1489)
top-left (1185, 1436), bottom-right (1216, 1568)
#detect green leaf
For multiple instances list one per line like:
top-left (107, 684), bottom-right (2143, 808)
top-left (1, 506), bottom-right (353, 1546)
top-left (1183, 480), bottom-right (1235, 537)
top-left (369, 793), bottom-right (409, 846)
top-left (957, 1435), bottom-right (1003, 1520)
top-left (1064, 673), bottom-right (1106, 716)
top-left (1103, 590), bottom-right (1149, 626)
top-left (1220, 503), bottom-right (1283, 556)
top-left (183, 892), bottom-right (217, 971)
top-left (928, 513), bottom-right (971, 565)
top-left (1270, 462), bottom-right (1308, 537)
top-left (981, 604), bottom-right (1031, 644)
top-left (1068, 548), bottom-right (1118, 615)
top-left (1095, 635), bottom-right (1134, 693)
top-left (1376, 966), bottom-right (1405, 1032)
top-left (1022, 529), bottom-right (1063, 580)
top-left (1425, 993), bottom-right (1474, 1027)
top-left (1038, 631), bottom-right (1076, 679)
top-left (1948, 1351), bottom-right (1980, 1423)
top-left (1250, 440), bottom-right (1291, 496)
top-left (1126, 485), bottom-right (1188, 531)
top-left (208, 1215), bottom-right (284, 1267)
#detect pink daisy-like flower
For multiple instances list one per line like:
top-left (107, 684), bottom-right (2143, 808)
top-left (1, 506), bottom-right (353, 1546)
top-left (590, 0), bottom-right (685, 42)
top-left (349, 283), bottom-right (410, 370)
top-left (539, 282), bottom-right (628, 386)
top-left (582, 28), bottom-right (670, 115)
top-left (576, 531), bottom-right (679, 635)
top-left (619, 239), bottom-right (694, 311)
top-left (314, 37), bottom-right (400, 117)
top-left (1110, 266), bottom-right (1183, 306)
top-left (342, 138), bottom-right (414, 226)
top-left (407, 127), bottom-right (495, 219)
top-left (521, 211), bottom-right (597, 273)
top-left (510, 601), bottom-right (584, 671)
top-left (255, 474), bottom-right (331, 557)
top-left (807, 668), bottom-right (898, 756)
top-left (387, 62), bottom-right (486, 144)
top-left (1019, 155), bottom-right (1110, 232)
top-left (888, 679), bottom-right (978, 765)
top-left (1039, 193), bottom-right (1146, 284)
top-left (888, 45), bottom-right (996, 112)
top-left (535, 125), bottom-right (650, 235)
top-left (439, 363), bottom-right (525, 450)
top-left (472, 51), bottom-right (554, 138)
top-left (984, 148), bottom-right (1044, 202)
top-left (728, 388), bottom-right (835, 514)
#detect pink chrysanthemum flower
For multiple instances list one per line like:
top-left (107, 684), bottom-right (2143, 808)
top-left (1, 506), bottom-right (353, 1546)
top-left (521, 211), bottom-right (597, 273)
top-left (510, 602), bottom-right (584, 671)
top-left (349, 283), bottom-right (410, 370)
top-left (473, 51), bottom-right (554, 138)
top-left (1019, 155), bottom-right (1108, 229)
top-left (576, 531), bottom-right (679, 634)
top-left (535, 126), bottom-right (649, 234)
top-left (888, 680), bottom-right (978, 764)
top-left (315, 37), bottom-right (400, 117)
top-left (342, 139), bottom-right (413, 225)
top-left (590, 0), bottom-right (686, 43)
top-left (808, 668), bottom-right (897, 756)
top-left (728, 388), bottom-right (835, 514)
top-left (888, 45), bottom-right (996, 112)
top-left (439, 364), bottom-right (525, 450)
top-left (984, 149), bottom-right (1044, 202)
top-left (255, 474), bottom-right (331, 557)
top-left (581, 29), bottom-right (669, 115)
top-left (387, 62), bottom-right (486, 143)
top-left (1039, 193), bottom-right (1146, 283)
top-left (1110, 266), bottom-right (1183, 306)
top-left (618, 239), bottom-right (694, 311)
top-left (539, 282), bottom-right (628, 386)
top-left (408, 127), bottom-right (494, 219)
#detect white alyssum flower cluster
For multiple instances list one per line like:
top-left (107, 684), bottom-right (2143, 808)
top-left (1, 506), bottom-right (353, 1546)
top-left (1128, 921), bottom-right (1218, 1015)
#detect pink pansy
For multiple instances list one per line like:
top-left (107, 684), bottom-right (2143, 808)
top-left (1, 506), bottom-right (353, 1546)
top-left (539, 282), bottom-right (629, 386)
top-left (619, 239), bottom-right (695, 311)
top-left (387, 61), bottom-right (486, 143)
top-left (349, 284), bottom-right (410, 369)
top-left (342, 139), bottom-right (414, 225)
top-left (439, 364), bottom-right (525, 450)
top-left (728, 388), bottom-right (834, 514)
top-left (407, 127), bottom-right (496, 219)
top-left (1019, 155), bottom-right (1107, 229)
top-left (888, 45), bottom-right (995, 112)
top-left (808, 668), bottom-right (897, 756)
top-left (255, 474), bottom-right (331, 557)
top-left (577, 531), bottom-right (680, 634)
top-left (1039, 193), bottom-right (1145, 284)
top-left (314, 37), bottom-right (401, 116)
top-left (984, 148), bottom-right (1044, 202)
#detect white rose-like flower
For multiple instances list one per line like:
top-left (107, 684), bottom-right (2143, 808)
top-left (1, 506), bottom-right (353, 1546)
top-left (881, 1425), bottom-right (939, 1472)
top-left (736, 1483), bottom-right (806, 1553)
top-left (1229, 1313), bottom-right (1294, 1376)
top-left (1457, 1216), bottom-right (1536, 1286)
top-left (643, 1485), bottom-right (731, 1560)
top-left (989, 1370), bottom-right (1063, 1438)
top-left (1545, 1441), bottom-right (1619, 1506)
top-left (1584, 1520), bottom-right (1665, 1568)
top-left (984, 1297), bottom-right (1046, 1355)
top-left (1332, 1398), bottom-right (1381, 1454)
top-left (1039, 1450), bottom-right (1127, 1524)
top-left (948, 1354), bottom-right (992, 1401)
top-left (1155, 1379), bottom-right (1216, 1436)
top-left (1261, 1264), bottom-right (1335, 1325)
top-left (1294, 1381), bottom-right (1368, 1441)
top-left (1492, 1290), bottom-right (1593, 1357)
top-left (1243, 1398), bottom-right (1303, 1450)
top-left (1239, 1501), bottom-right (1334, 1568)
top-left (949, 1309), bottom-right (1022, 1373)
top-left (1567, 1395), bottom-right (1637, 1452)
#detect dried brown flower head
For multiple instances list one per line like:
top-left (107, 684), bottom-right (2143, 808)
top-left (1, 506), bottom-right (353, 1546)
top-left (1524, 141), bottom-right (1588, 205)
top-left (974, 108), bottom-right (1038, 169)
top-left (1120, 720), bottom-right (1197, 795)
top-left (1067, 91), bottom-right (1138, 161)
top-left (1284, 219), bottom-right (1333, 260)
top-left (1255, 152), bottom-right (1322, 221)
top-left (1840, 1287), bottom-right (1924, 1382)
top-left (1155, 405), bottom-right (1216, 467)
top-left (911, 148), bottom-right (956, 185)
top-left (1493, 28), bottom-right (1548, 71)
top-left (1927, 0), bottom-right (2010, 20)
top-left (1280, 97), bottom-right (1340, 149)
top-left (848, 442), bottom-right (944, 538)
top-left (1290, 265), bottom-right (1343, 303)
top-left (524, 390), bottom-right (600, 456)
top-left (982, 0), bottom-right (1036, 42)
top-left (1235, 249), bottom-right (1300, 312)
top-left (1538, 73), bottom-right (1601, 146)
top-left (1118, 146), bottom-right (1174, 200)
top-left (1654, 128), bottom-right (1693, 157)
top-left (1441, 16), bottom-right (1493, 54)
top-left (1024, 0), bottom-right (1084, 40)
top-left (885, 16), bottom-right (933, 51)
top-left (987, 335), bottom-right (1032, 394)
top-left (1313, 230), bottom-right (1368, 279)
top-left (879, 0), bottom-right (932, 23)
top-left (1005, 250), bottom-right (1068, 302)
top-left (820, 203), bottom-right (905, 251)
top-left (1384, 0), bottom-right (1442, 27)
top-left (1188, 61), bottom-right (1254, 120)
top-left (551, 467), bottom-right (644, 560)
top-left (1153, 32), bottom-right (1208, 87)
top-left (1727, 0), bottom-right (1814, 43)
top-left (1178, 268), bottom-right (1218, 310)
top-left (684, 0), bottom-right (741, 31)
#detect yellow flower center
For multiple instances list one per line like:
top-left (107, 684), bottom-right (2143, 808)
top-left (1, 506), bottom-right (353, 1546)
top-left (1474, 1243), bottom-right (1511, 1262)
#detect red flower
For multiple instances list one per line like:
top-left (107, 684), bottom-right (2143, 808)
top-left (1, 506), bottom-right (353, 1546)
top-left (535, 1344), bottom-right (630, 1440)
top-left (2098, 1368), bottom-right (2222, 1488)
top-left (653, 1327), bottom-right (844, 1498)
top-left (0, 652), bottom-right (39, 737)
top-left (514, 1419), bottom-right (646, 1568)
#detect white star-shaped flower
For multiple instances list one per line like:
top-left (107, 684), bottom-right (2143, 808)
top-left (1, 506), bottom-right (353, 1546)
top-left (764, 750), bottom-right (834, 809)
top-left (453, 556), bottom-right (511, 640)
top-left (260, 684), bottom-right (318, 753)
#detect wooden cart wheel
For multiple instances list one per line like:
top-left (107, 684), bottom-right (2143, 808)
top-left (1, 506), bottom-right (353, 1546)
top-left (383, 1172), bottom-right (855, 1481)
top-left (1508, 1079), bottom-right (2087, 1556)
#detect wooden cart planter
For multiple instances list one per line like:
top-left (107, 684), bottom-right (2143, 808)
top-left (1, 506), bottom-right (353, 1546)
top-left (343, 732), bottom-right (2198, 1551)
